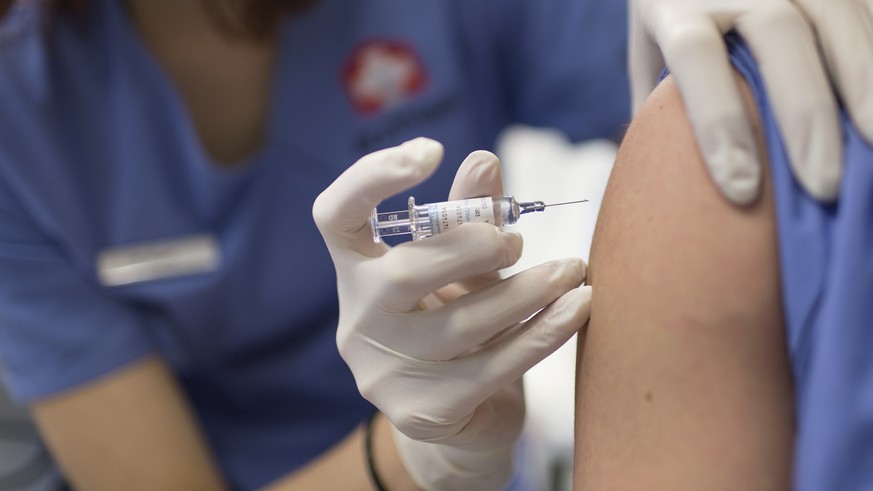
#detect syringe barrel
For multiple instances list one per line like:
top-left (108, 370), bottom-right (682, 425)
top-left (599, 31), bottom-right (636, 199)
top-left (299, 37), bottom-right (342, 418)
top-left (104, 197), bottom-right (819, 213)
top-left (410, 196), bottom-right (519, 240)
top-left (372, 195), bottom-right (583, 243)
top-left (371, 196), bottom-right (522, 243)
top-left (495, 196), bottom-right (522, 225)
top-left (370, 207), bottom-right (413, 243)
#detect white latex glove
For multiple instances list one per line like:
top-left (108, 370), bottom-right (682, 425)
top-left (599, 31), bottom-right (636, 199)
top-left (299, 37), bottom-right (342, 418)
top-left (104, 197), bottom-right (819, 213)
top-left (631, 0), bottom-right (873, 203)
top-left (313, 138), bottom-right (591, 490)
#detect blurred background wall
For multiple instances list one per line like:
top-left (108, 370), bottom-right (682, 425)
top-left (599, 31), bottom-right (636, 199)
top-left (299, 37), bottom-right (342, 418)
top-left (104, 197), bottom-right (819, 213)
top-left (499, 126), bottom-right (617, 491)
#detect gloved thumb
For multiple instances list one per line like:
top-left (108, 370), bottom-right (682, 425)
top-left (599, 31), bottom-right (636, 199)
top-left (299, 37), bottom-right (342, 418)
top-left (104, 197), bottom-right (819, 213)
top-left (313, 137), bottom-right (444, 256)
top-left (447, 150), bottom-right (505, 201)
top-left (446, 151), bottom-right (515, 292)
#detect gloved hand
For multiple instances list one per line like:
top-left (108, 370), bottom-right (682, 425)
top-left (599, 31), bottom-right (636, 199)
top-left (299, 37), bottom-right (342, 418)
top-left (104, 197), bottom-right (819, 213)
top-left (313, 137), bottom-right (591, 490)
top-left (630, 0), bottom-right (873, 203)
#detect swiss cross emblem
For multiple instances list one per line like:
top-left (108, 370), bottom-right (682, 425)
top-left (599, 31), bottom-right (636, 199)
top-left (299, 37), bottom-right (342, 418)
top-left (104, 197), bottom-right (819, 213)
top-left (342, 40), bottom-right (428, 115)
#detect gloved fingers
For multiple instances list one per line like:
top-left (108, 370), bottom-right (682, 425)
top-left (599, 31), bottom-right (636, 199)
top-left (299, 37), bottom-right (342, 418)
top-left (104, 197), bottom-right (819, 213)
top-left (312, 137), bottom-right (444, 257)
top-left (364, 222), bottom-right (523, 313)
top-left (737, 4), bottom-right (843, 201)
top-left (351, 280), bottom-right (581, 447)
top-left (443, 381), bottom-right (525, 448)
top-left (653, 8), bottom-right (762, 204)
top-left (794, 0), bottom-right (873, 145)
top-left (411, 382), bottom-right (525, 449)
top-left (629, 2), bottom-right (668, 114)
top-left (446, 150), bottom-right (504, 201)
top-left (446, 150), bottom-right (508, 293)
top-left (388, 385), bottom-right (520, 490)
top-left (388, 379), bottom-right (524, 448)
top-left (397, 258), bottom-right (586, 361)
top-left (444, 285), bottom-right (591, 400)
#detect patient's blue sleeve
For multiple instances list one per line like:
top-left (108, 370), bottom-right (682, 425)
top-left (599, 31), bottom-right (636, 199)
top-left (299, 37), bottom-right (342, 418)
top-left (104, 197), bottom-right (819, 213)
top-left (727, 35), bottom-right (873, 490)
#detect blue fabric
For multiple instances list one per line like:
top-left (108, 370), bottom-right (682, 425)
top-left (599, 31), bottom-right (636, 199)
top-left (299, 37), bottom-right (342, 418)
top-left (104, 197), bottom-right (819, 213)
top-left (0, 0), bottom-right (629, 489)
top-left (727, 36), bottom-right (873, 489)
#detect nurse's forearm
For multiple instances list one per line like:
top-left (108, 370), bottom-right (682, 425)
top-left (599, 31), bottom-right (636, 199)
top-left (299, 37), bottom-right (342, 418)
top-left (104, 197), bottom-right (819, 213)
top-left (33, 356), bottom-right (420, 491)
top-left (33, 357), bottom-right (231, 491)
top-left (262, 412), bottom-right (421, 491)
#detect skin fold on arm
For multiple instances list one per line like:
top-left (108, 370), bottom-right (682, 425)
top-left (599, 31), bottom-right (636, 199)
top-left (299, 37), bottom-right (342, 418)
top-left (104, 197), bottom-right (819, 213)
top-left (574, 75), bottom-right (796, 490)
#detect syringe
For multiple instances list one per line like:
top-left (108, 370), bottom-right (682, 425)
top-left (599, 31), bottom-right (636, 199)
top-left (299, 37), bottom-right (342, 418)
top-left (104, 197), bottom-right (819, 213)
top-left (370, 195), bottom-right (588, 243)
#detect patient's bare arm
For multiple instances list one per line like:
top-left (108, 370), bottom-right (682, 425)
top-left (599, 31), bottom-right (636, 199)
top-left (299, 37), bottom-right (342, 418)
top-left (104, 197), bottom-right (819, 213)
top-left (573, 76), bottom-right (795, 490)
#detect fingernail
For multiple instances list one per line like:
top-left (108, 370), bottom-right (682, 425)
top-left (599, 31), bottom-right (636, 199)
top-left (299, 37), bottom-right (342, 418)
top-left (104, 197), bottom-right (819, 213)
top-left (501, 230), bottom-right (524, 260)
top-left (704, 128), bottom-right (760, 204)
top-left (462, 150), bottom-right (501, 181)
top-left (553, 258), bottom-right (585, 287)
top-left (501, 230), bottom-right (523, 244)
top-left (402, 137), bottom-right (444, 163)
top-left (796, 118), bottom-right (842, 202)
top-left (550, 285), bottom-right (593, 325)
top-left (858, 93), bottom-right (873, 145)
top-left (560, 285), bottom-right (592, 307)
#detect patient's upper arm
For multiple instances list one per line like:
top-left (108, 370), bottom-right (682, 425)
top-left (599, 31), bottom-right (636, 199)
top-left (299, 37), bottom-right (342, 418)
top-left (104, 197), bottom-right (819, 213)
top-left (573, 76), bottom-right (794, 490)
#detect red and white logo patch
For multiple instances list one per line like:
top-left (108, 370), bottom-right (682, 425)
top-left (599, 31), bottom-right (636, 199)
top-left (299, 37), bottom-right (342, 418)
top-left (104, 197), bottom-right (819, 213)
top-left (342, 40), bottom-right (428, 116)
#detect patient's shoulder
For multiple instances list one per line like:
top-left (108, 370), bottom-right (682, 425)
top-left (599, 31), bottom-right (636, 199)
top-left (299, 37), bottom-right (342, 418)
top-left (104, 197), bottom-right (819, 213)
top-left (575, 74), bottom-right (794, 490)
top-left (590, 73), bottom-right (771, 293)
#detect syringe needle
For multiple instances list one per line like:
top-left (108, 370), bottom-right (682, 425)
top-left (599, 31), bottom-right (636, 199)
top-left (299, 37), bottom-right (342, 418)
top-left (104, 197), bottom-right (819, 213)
top-left (543, 199), bottom-right (589, 208)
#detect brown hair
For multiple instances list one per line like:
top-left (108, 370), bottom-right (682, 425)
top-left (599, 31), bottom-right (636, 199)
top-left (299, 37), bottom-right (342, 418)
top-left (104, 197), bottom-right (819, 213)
top-left (0, 0), bottom-right (12, 18)
top-left (0, 0), bottom-right (318, 38)
top-left (202, 0), bottom-right (319, 38)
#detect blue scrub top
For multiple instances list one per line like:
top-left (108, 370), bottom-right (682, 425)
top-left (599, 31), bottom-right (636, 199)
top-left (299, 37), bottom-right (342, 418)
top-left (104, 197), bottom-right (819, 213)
top-left (728, 37), bottom-right (873, 489)
top-left (0, 0), bottom-right (629, 488)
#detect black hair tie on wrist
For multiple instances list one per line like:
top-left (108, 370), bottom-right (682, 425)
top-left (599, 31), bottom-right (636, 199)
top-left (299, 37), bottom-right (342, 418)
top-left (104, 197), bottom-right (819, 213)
top-left (365, 411), bottom-right (389, 491)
